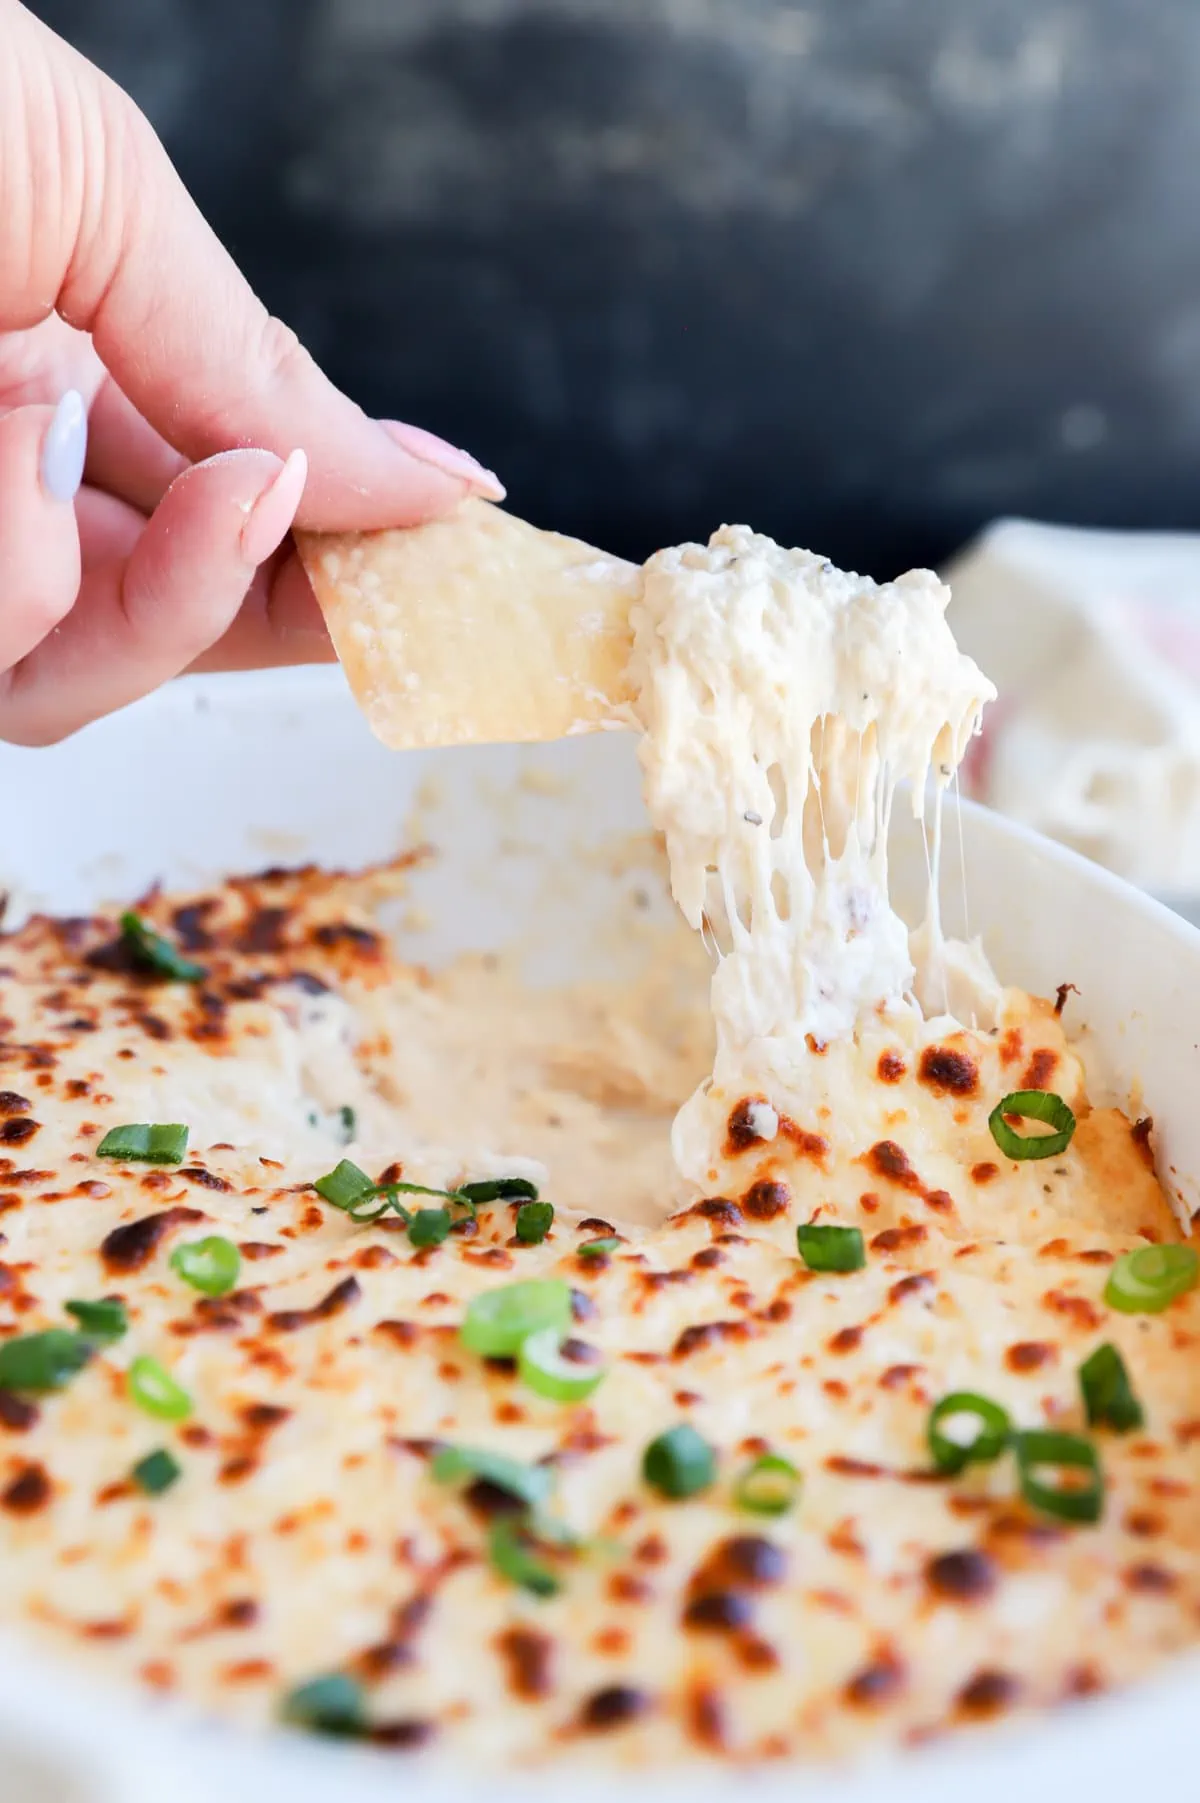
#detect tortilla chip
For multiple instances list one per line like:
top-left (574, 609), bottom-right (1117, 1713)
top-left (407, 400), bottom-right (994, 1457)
top-left (297, 499), bottom-right (641, 749)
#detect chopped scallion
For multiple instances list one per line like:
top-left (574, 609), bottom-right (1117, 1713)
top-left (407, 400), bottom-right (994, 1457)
top-left (457, 1177), bottom-right (539, 1205)
top-left (408, 1207), bottom-right (452, 1248)
top-left (460, 1279), bottom-right (572, 1359)
top-left (518, 1327), bottom-right (606, 1402)
top-left (796, 1223), bottom-right (866, 1274)
top-left (132, 1447), bottom-right (181, 1495)
top-left (642, 1423), bottom-right (717, 1499)
top-left (1105, 1244), bottom-right (1199, 1314)
top-left (169, 1236), bottom-right (241, 1298)
top-left (430, 1443), bottom-right (554, 1510)
top-left (280, 1672), bottom-right (365, 1737)
top-left (127, 1356), bottom-right (192, 1422)
top-left (96, 1122), bottom-right (189, 1165)
top-left (515, 1201), bottom-right (554, 1245)
top-left (0, 1329), bottom-right (93, 1393)
top-left (988, 1090), bottom-right (1076, 1161)
top-left (1079, 1342), bottom-right (1144, 1433)
top-left (64, 1299), bottom-right (128, 1343)
top-left (577, 1236), bottom-right (621, 1258)
top-left (119, 911), bottom-right (207, 983)
top-left (337, 1105), bottom-right (356, 1144)
top-left (733, 1452), bottom-right (801, 1516)
top-left (1015, 1429), bottom-right (1104, 1524)
top-left (928, 1391), bottom-right (1012, 1474)
top-left (487, 1517), bottom-right (561, 1597)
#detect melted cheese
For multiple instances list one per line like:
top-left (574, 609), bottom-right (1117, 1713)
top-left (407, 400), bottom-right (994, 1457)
top-left (0, 534), bottom-right (1197, 1769)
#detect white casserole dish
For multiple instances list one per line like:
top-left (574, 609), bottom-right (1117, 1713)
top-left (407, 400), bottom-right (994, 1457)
top-left (1, 665), bottom-right (1198, 1803)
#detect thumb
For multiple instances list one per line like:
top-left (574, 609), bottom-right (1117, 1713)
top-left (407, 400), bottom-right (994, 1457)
top-left (2, 0), bottom-right (503, 529)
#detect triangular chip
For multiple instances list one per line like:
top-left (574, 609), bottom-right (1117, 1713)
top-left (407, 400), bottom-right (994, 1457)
top-left (297, 499), bottom-right (642, 749)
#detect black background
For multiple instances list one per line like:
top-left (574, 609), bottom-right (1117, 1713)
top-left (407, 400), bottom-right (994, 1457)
top-left (29, 0), bottom-right (1200, 574)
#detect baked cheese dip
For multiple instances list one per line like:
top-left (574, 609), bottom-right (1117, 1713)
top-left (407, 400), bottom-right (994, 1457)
top-left (0, 528), bottom-right (1198, 1770)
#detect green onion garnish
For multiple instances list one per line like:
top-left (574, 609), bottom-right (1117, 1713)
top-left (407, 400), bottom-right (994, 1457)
top-left (408, 1207), bottom-right (452, 1248)
top-left (515, 1201), bottom-right (554, 1245)
top-left (119, 911), bottom-right (207, 983)
top-left (577, 1236), bottom-right (621, 1258)
top-left (132, 1447), bottom-right (182, 1495)
top-left (169, 1236), bottom-right (241, 1298)
top-left (458, 1177), bottom-right (539, 1205)
top-left (96, 1123), bottom-right (189, 1165)
top-left (127, 1356), bottom-right (192, 1422)
top-left (313, 1159), bottom-right (381, 1213)
top-left (460, 1279), bottom-right (572, 1359)
top-left (64, 1299), bottom-right (128, 1343)
top-left (1105, 1244), bottom-right (1199, 1314)
top-left (431, 1443), bottom-right (554, 1510)
top-left (733, 1452), bottom-right (801, 1516)
top-left (337, 1105), bottom-right (356, 1144)
top-left (988, 1090), bottom-right (1076, 1160)
top-left (642, 1424), bottom-right (717, 1499)
top-left (928, 1391), bottom-right (1012, 1474)
top-left (796, 1223), bottom-right (866, 1274)
top-left (518, 1326), bottom-right (607, 1402)
top-left (280, 1672), bottom-right (365, 1737)
top-left (1014, 1429), bottom-right (1104, 1524)
top-left (1079, 1343), bottom-right (1144, 1433)
top-left (0, 1329), bottom-right (93, 1393)
top-left (487, 1517), bottom-right (561, 1597)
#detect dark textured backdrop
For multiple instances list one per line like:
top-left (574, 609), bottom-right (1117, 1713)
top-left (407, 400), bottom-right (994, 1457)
top-left (28, 0), bottom-right (1200, 572)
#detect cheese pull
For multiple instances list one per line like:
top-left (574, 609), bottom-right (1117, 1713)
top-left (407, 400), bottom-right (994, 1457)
top-left (297, 499), bottom-right (641, 750)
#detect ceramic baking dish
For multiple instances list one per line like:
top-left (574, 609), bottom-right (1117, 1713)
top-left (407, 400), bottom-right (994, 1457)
top-left (1, 665), bottom-right (1198, 1803)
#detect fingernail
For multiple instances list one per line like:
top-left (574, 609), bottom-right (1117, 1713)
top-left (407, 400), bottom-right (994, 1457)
top-left (378, 420), bottom-right (506, 501)
top-left (240, 448), bottom-right (308, 565)
top-left (40, 390), bottom-right (88, 502)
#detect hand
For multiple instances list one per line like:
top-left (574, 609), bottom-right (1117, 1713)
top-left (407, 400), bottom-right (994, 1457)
top-left (0, 0), bottom-right (504, 745)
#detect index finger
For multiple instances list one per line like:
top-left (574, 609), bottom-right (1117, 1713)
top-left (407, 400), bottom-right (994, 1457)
top-left (3, 1), bottom-right (503, 530)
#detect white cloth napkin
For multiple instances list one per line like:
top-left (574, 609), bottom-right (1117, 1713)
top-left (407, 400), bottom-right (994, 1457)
top-left (944, 519), bottom-right (1200, 893)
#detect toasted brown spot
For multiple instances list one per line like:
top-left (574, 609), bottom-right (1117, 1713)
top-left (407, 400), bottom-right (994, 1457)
top-left (0, 1092), bottom-right (31, 1115)
top-left (889, 1274), bottom-right (934, 1306)
top-left (0, 1119), bottom-right (39, 1146)
top-left (876, 1051), bottom-right (906, 1083)
top-left (1125, 1562), bottom-right (1176, 1594)
top-left (1006, 1340), bottom-right (1056, 1373)
top-left (958, 1669), bottom-right (1019, 1716)
top-left (683, 1590), bottom-right (754, 1632)
top-left (725, 1098), bottom-right (770, 1154)
top-left (100, 1206), bottom-right (204, 1273)
top-left (684, 1682), bottom-right (726, 1751)
top-left (238, 1241), bottom-right (283, 1261)
top-left (0, 1392), bottom-right (39, 1432)
top-left (1042, 1289), bottom-right (1104, 1331)
top-left (918, 1046), bottom-right (978, 1096)
top-left (687, 1197), bottom-right (744, 1231)
top-left (826, 1456), bottom-right (885, 1479)
top-left (879, 1363), bottom-right (921, 1391)
top-left (240, 1402), bottom-right (290, 1433)
top-left (867, 1141), bottom-right (921, 1189)
top-left (828, 1325), bottom-right (864, 1354)
top-left (371, 1719), bottom-right (437, 1751)
top-left (703, 1535), bottom-right (788, 1589)
top-left (496, 1626), bottom-right (554, 1699)
top-left (375, 1319), bottom-right (420, 1350)
top-left (926, 1548), bottom-right (997, 1602)
top-left (1132, 1116), bottom-right (1155, 1168)
top-left (1021, 1047), bottom-right (1059, 1091)
top-left (742, 1179), bottom-right (790, 1220)
top-left (266, 1275), bottom-right (360, 1332)
top-left (1, 1461), bottom-right (51, 1514)
top-left (778, 1118), bottom-right (829, 1161)
top-left (180, 1166), bottom-right (233, 1193)
top-left (844, 1649), bottom-right (904, 1708)
top-left (870, 1224), bottom-right (927, 1252)
top-left (971, 1162), bottom-right (998, 1185)
top-left (578, 1685), bottom-right (651, 1731)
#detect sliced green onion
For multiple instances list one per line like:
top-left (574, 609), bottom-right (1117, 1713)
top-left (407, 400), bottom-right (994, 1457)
top-left (988, 1090), bottom-right (1076, 1161)
top-left (577, 1236), bottom-right (621, 1258)
top-left (642, 1423), bottom-right (717, 1499)
top-left (796, 1223), bottom-right (866, 1274)
top-left (518, 1326), bottom-right (606, 1402)
top-left (460, 1278), bottom-right (572, 1358)
top-left (280, 1672), bottom-right (365, 1737)
top-left (928, 1391), bottom-right (1012, 1474)
top-left (337, 1105), bottom-right (356, 1144)
top-left (408, 1207), bottom-right (452, 1248)
top-left (733, 1452), bottom-right (802, 1516)
top-left (169, 1236), bottom-right (241, 1298)
top-left (431, 1442), bottom-right (554, 1510)
top-left (127, 1356), bottom-right (192, 1422)
top-left (119, 911), bottom-right (207, 983)
top-left (516, 1201), bottom-right (554, 1245)
top-left (132, 1448), bottom-right (182, 1495)
top-left (1079, 1342), bottom-right (1144, 1433)
top-left (1015, 1429), bottom-right (1104, 1524)
top-left (313, 1159), bottom-right (377, 1211)
top-left (487, 1516), bottom-right (561, 1597)
top-left (458, 1177), bottom-right (540, 1205)
top-left (64, 1299), bottom-right (128, 1343)
top-left (1105, 1244), bottom-right (1199, 1315)
top-left (0, 1329), bottom-right (93, 1393)
top-left (96, 1123), bottom-right (189, 1165)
